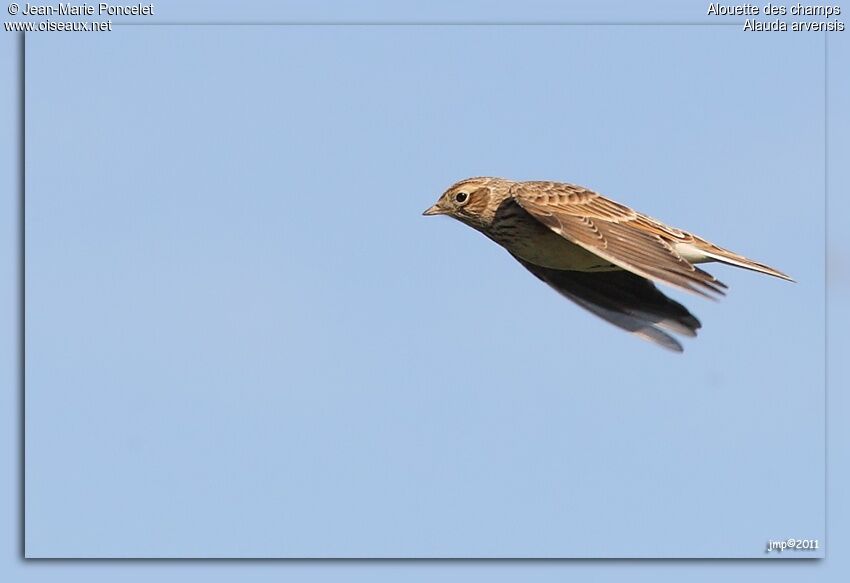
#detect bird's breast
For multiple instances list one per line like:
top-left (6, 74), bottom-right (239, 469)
top-left (487, 213), bottom-right (616, 272)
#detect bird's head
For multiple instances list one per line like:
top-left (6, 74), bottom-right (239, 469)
top-left (422, 177), bottom-right (509, 229)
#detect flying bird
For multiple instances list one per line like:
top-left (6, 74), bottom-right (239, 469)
top-left (423, 177), bottom-right (792, 352)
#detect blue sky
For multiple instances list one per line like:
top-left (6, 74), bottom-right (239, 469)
top-left (2, 0), bottom-right (850, 580)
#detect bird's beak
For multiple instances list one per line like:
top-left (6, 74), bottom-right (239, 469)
top-left (422, 203), bottom-right (444, 216)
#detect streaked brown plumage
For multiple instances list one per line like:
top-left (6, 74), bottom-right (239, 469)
top-left (423, 177), bottom-right (793, 352)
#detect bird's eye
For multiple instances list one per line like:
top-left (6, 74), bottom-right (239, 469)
top-left (454, 191), bottom-right (469, 204)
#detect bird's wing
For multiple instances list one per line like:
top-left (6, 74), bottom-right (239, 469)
top-left (512, 254), bottom-right (701, 352)
top-left (510, 181), bottom-right (727, 298)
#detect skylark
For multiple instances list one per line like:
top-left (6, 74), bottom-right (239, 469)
top-left (423, 177), bottom-right (792, 352)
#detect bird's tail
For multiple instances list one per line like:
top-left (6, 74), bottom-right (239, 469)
top-left (696, 242), bottom-right (794, 282)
